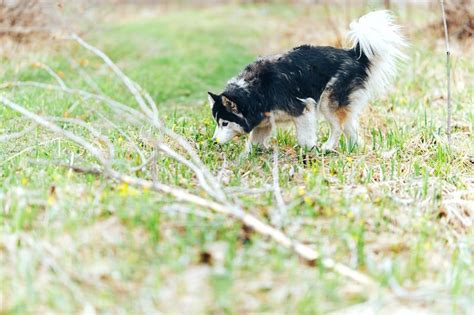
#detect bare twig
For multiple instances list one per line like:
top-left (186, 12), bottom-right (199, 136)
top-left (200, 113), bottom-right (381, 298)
top-left (439, 0), bottom-right (452, 145)
top-left (94, 110), bottom-right (147, 167)
top-left (70, 34), bottom-right (154, 121)
top-left (0, 81), bottom-right (147, 122)
top-left (0, 137), bottom-right (61, 166)
top-left (0, 31), bottom-right (379, 289)
top-left (35, 62), bottom-right (67, 89)
top-left (66, 35), bottom-right (225, 200)
top-left (157, 142), bottom-right (219, 199)
top-left (0, 26), bottom-right (55, 34)
top-left (48, 116), bottom-right (115, 160)
top-left (0, 95), bottom-right (375, 287)
top-left (135, 82), bottom-right (160, 126)
top-left (224, 186), bottom-right (273, 195)
top-left (68, 58), bottom-right (103, 94)
top-left (0, 122), bottom-right (36, 142)
top-left (272, 148), bottom-right (287, 228)
top-left (66, 99), bottom-right (83, 114)
top-left (102, 168), bottom-right (377, 288)
top-left (217, 153), bottom-right (228, 183)
top-left (0, 96), bottom-right (109, 167)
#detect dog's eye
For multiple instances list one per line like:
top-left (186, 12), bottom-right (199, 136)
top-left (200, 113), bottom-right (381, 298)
top-left (222, 122), bottom-right (229, 127)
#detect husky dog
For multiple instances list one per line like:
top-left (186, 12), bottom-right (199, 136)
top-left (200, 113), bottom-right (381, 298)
top-left (208, 10), bottom-right (406, 151)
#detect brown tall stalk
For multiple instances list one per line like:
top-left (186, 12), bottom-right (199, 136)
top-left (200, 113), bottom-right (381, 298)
top-left (439, 0), bottom-right (452, 145)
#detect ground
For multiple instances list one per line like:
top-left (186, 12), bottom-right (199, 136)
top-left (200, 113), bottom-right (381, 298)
top-left (0, 3), bottom-right (473, 314)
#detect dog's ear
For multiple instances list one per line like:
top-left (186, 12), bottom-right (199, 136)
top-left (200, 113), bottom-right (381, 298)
top-left (207, 92), bottom-right (218, 108)
top-left (222, 95), bottom-right (239, 114)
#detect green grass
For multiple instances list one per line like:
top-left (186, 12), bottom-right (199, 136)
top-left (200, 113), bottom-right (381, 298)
top-left (97, 8), bottom-right (263, 103)
top-left (1, 4), bottom-right (473, 314)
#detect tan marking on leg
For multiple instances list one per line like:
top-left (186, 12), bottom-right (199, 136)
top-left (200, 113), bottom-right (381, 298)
top-left (319, 91), bottom-right (344, 151)
top-left (335, 107), bottom-right (349, 126)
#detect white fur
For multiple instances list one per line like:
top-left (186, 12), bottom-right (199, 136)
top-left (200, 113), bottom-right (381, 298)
top-left (246, 124), bottom-right (273, 151)
top-left (320, 89), bottom-right (368, 151)
top-left (245, 99), bottom-right (320, 150)
top-left (313, 10), bottom-right (407, 151)
top-left (216, 11), bottom-right (406, 151)
top-left (212, 121), bottom-right (244, 144)
top-left (347, 10), bottom-right (407, 97)
top-left (208, 93), bottom-right (215, 109)
top-left (318, 92), bottom-right (343, 151)
top-left (227, 77), bottom-right (248, 89)
top-left (294, 98), bottom-right (318, 148)
top-left (345, 89), bottom-right (370, 145)
top-left (246, 110), bottom-right (290, 148)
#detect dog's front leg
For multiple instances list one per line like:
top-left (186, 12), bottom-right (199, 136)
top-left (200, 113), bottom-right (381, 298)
top-left (294, 107), bottom-right (317, 149)
top-left (245, 124), bottom-right (273, 152)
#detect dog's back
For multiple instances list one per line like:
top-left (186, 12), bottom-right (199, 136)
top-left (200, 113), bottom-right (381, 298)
top-left (232, 45), bottom-right (370, 117)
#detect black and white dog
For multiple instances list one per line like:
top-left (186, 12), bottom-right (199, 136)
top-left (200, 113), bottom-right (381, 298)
top-left (208, 10), bottom-right (406, 151)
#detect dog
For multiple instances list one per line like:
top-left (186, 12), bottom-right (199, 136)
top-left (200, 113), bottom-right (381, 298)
top-left (208, 10), bottom-right (406, 151)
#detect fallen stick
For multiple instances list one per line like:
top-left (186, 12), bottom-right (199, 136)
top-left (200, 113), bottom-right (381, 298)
top-left (439, 0), bottom-right (452, 145)
top-left (0, 94), bottom-right (376, 288)
top-left (102, 168), bottom-right (377, 288)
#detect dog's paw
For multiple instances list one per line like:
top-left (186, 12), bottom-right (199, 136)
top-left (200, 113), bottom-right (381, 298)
top-left (321, 143), bottom-right (337, 153)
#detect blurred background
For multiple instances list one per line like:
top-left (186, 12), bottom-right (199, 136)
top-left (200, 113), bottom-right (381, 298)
top-left (0, 0), bottom-right (472, 45)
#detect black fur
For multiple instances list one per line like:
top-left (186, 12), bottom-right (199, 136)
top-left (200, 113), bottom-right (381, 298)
top-left (210, 44), bottom-right (370, 133)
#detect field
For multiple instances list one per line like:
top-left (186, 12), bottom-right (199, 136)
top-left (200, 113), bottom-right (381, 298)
top-left (1, 3), bottom-right (473, 314)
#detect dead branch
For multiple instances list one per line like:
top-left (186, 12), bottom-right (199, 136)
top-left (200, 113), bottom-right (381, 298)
top-left (0, 81), bottom-right (147, 122)
top-left (0, 96), bottom-right (110, 167)
top-left (70, 34), bottom-right (156, 123)
top-left (35, 62), bottom-right (67, 89)
top-left (103, 169), bottom-right (376, 287)
top-left (48, 116), bottom-right (115, 160)
top-left (68, 57), bottom-right (103, 94)
top-left (0, 33), bottom-right (378, 288)
top-left (157, 142), bottom-right (220, 200)
top-left (1, 137), bottom-right (61, 166)
top-left (0, 94), bottom-right (375, 288)
top-left (93, 110), bottom-right (147, 166)
top-left (0, 122), bottom-right (36, 142)
top-left (272, 148), bottom-right (287, 228)
top-left (439, 0), bottom-right (452, 145)
top-left (69, 34), bottom-right (226, 201)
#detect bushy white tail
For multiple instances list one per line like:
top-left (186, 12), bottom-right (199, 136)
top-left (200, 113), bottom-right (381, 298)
top-left (348, 10), bottom-right (407, 96)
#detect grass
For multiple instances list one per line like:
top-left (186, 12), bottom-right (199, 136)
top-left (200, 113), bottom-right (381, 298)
top-left (1, 4), bottom-right (473, 314)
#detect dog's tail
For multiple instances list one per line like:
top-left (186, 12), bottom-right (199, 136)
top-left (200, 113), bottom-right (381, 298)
top-left (348, 10), bottom-right (407, 95)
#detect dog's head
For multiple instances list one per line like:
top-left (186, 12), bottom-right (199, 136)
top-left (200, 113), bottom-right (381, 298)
top-left (208, 92), bottom-right (253, 144)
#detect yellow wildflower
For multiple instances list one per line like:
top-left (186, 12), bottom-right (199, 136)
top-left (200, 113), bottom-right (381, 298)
top-left (47, 195), bottom-right (56, 205)
top-left (118, 183), bottom-right (129, 196)
top-left (298, 186), bottom-right (306, 196)
top-left (304, 196), bottom-right (313, 206)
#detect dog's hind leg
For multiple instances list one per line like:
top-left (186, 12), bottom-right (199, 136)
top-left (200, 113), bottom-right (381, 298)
top-left (294, 97), bottom-right (318, 149)
top-left (342, 116), bottom-right (359, 148)
top-left (322, 115), bottom-right (343, 152)
top-left (343, 90), bottom-right (368, 148)
top-left (319, 91), bottom-right (343, 152)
